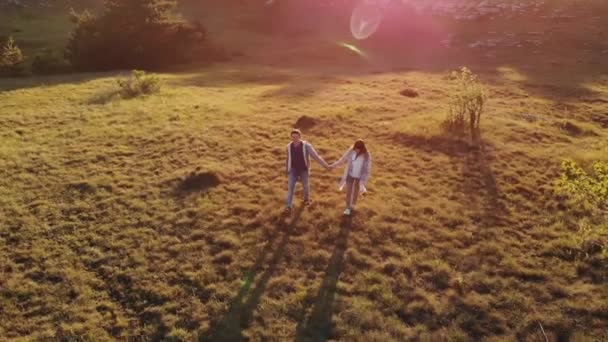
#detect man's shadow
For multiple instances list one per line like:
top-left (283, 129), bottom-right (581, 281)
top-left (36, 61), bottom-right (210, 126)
top-left (295, 215), bottom-right (353, 342)
top-left (200, 207), bottom-right (305, 342)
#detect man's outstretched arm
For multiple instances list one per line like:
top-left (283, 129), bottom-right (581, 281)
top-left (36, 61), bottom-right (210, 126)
top-left (307, 144), bottom-right (330, 169)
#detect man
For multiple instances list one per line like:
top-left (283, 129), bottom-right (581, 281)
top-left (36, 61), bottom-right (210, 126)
top-left (285, 129), bottom-right (329, 215)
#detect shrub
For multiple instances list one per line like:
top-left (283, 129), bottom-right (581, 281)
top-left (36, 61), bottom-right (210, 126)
top-left (117, 70), bottom-right (162, 99)
top-left (555, 159), bottom-right (608, 258)
top-left (32, 49), bottom-right (72, 75)
top-left (442, 67), bottom-right (488, 137)
top-left (65, 0), bottom-right (211, 71)
top-left (556, 159), bottom-right (608, 211)
top-left (0, 36), bottom-right (27, 76)
top-left (166, 327), bottom-right (191, 341)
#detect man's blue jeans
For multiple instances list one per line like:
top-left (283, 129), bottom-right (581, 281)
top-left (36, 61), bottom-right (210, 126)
top-left (286, 168), bottom-right (309, 208)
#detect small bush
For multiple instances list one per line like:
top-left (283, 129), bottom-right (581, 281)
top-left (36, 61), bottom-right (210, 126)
top-left (166, 328), bottom-right (191, 341)
top-left (555, 159), bottom-right (608, 258)
top-left (0, 36), bottom-right (27, 76)
top-left (32, 49), bottom-right (71, 75)
top-left (556, 159), bottom-right (608, 211)
top-left (117, 70), bottom-right (162, 99)
top-left (442, 67), bottom-right (488, 137)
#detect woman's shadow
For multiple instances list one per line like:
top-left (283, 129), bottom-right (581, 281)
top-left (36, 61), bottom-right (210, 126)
top-left (199, 206), bottom-right (305, 342)
top-left (295, 215), bottom-right (353, 342)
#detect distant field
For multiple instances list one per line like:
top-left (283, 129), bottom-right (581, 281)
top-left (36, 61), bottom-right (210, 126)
top-left (1, 1), bottom-right (607, 341)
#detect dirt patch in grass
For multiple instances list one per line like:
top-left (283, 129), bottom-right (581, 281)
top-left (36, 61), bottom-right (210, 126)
top-left (557, 121), bottom-right (583, 136)
top-left (556, 120), bottom-right (598, 137)
top-left (178, 171), bottom-right (220, 193)
top-left (66, 181), bottom-right (96, 195)
top-left (294, 115), bottom-right (318, 131)
top-left (400, 88), bottom-right (419, 98)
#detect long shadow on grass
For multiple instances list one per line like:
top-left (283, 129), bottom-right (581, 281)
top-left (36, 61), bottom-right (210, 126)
top-left (294, 215), bottom-right (352, 342)
top-left (389, 130), bottom-right (509, 227)
top-left (464, 131), bottom-right (510, 227)
top-left (199, 206), bottom-right (305, 342)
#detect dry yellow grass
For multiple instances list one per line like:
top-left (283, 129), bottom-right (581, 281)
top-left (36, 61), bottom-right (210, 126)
top-left (1, 1), bottom-right (607, 341)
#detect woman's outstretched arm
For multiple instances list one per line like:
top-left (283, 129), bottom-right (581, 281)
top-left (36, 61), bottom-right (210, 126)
top-left (330, 148), bottom-right (352, 168)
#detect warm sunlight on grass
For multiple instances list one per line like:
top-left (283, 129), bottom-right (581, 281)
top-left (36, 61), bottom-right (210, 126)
top-left (1, 63), bottom-right (606, 340)
top-left (582, 80), bottom-right (608, 95)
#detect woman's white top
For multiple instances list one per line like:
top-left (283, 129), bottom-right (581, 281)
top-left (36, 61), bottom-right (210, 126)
top-left (331, 147), bottom-right (372, 193)
top-left (349, 153), bottom-right (365, 178)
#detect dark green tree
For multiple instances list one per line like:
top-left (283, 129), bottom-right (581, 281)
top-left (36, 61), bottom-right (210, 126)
top-left (66, 0), bottom-right (210, 70)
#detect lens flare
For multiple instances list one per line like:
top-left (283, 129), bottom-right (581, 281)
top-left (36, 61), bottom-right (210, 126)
top-left (350, 0), bottom-right (393, 40)
top-left (338, 42), bottom-right (366, 58)
top-left (350, 2), bottom-right (383, 40)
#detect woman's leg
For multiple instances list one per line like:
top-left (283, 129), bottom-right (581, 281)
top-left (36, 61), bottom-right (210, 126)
top-left (352, 178), bottom-right (360, 207)
top-left (301, 169), bottom-right (310, 202)
top-left (345, 176), bottom-right (354, 208)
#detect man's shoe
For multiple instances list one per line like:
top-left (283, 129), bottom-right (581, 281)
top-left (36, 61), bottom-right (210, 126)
top-left (344, 208), bottom-right (351, 216)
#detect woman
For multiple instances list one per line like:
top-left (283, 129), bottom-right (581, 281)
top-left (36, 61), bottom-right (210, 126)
top-left (330, 139), bottom-right (372, 216)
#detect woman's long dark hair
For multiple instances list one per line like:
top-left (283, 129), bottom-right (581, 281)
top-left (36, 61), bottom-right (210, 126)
top-left (353, 139), bottom-right (368, 157)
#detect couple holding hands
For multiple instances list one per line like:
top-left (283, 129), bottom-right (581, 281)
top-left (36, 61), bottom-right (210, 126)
top-left (285, 129), bottom-right (372, 216)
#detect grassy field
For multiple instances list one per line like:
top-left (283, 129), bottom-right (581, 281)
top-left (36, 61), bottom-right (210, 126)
top-left (1, 1), bottom-right (607, 341)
